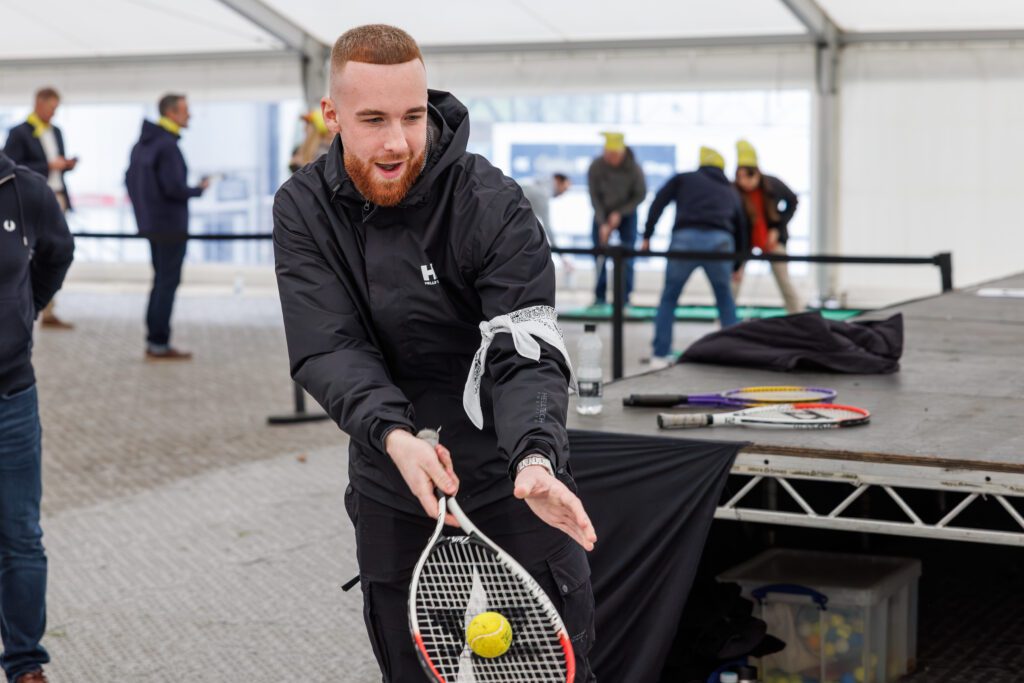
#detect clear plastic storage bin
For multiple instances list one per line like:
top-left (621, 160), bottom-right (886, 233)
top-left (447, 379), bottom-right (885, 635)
top-left (719, 549), bottom-right (921, 683)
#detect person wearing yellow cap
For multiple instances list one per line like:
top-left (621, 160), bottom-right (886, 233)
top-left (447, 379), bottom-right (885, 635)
top-left (641, 146), bottom-right (749, 368)
top-left (588, 131), bottom-right (647, 306)
top-left (733, 139), bottom-right (802, 313)
top-left (289, 109), bottom-right (335, 173)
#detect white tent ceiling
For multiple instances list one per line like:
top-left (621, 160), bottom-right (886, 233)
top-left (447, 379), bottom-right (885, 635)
top-left (3, 0), bottom-right (1024, 64)
top-left (2, 0), bottom-right (1022, 296)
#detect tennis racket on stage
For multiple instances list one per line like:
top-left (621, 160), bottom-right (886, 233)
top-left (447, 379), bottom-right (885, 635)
top-left (624, 385), bottom-right (837, 408)
top-left (408, 429), bottom-right (575, 683)
top-left (657, 403), bottom-right (869, 430)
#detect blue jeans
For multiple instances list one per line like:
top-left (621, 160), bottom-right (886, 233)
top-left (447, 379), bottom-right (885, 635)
top-left (0, 385), bottom-right (48, 681)
top-left (146, 239), bottom-right (187, 347)
top-left (592, 212), bottom-right (637, 304)
top-left (652, 229), bottom-right (739, 357)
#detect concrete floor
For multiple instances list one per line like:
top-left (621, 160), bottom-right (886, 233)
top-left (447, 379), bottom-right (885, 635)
top-left (29, 282), bottom-right (716, 682)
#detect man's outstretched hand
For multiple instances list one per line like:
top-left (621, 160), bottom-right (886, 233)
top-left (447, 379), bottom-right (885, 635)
top-left (514, 465), bottom-right (597, 551)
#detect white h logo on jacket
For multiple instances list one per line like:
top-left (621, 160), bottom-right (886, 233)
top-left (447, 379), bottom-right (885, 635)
top-left (421, 263), bottom-right (438, 285)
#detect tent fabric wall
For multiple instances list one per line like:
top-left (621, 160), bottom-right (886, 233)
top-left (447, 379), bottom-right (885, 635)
top-left (427, 46), bottom-right (814, 96)
top-left (836, 42), bottom-right (1024, 304)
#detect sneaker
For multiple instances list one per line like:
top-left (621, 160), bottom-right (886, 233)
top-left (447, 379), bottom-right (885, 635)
top-left (145, 347), bottom-right (193, 361)
top-left (15, 670), bottom-right (48, 683)
top-left (40, 315), bottom-right (74, 330)
top-left (649, 355), bottom-right (675, 370)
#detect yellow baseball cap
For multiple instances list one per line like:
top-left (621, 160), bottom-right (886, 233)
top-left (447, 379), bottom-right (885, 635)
top-left (601, 131), bottom-right (626, 151)
top-left (736, 139), bottom-right (759, 168)
top-left (699, 146), bottom-right (725, 170)
top-left (302, 109), bottom-right (329, 136)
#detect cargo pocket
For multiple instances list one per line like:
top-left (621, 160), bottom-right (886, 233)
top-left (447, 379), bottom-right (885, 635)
top-left (545, 541), bottom-right (596, 680)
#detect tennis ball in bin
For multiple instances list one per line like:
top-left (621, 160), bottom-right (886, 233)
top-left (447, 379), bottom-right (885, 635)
top-left (467, 611), bottom-right (513, 658)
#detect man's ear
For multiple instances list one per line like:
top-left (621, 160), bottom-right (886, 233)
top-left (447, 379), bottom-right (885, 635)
top-left (321, 97), bottom-right (341, 135)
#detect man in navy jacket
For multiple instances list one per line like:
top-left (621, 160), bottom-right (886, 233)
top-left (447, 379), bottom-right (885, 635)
top-left (5, 87), bottom-right (77, 329)
top-left (125, 93), bottom-right (208, 360)
top-left (641, 147), bottom-right (749, 367)
top-left (0, 149), bottom-right (74, 683)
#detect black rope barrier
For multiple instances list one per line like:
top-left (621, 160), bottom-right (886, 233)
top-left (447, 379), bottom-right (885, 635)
top-left (71, 231), bottom-right (953, 382)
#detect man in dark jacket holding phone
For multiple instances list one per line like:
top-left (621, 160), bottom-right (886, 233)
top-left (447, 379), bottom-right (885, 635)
top-left (125, 93), bottom-right (209, 361)
top-left (0, 150), bottom-right (74, 683)
top-left (5, 87), bottom-right (77, 329)
top-left (273, 24), bottom-right (597, 682)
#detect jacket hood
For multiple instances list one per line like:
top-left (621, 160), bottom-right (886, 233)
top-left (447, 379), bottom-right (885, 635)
top-left (137, 119), bottom-right (177, 145)
top-left (324, 89), bottom-right (470, 208)
top-left (698, 165), bottom-right (729, 182)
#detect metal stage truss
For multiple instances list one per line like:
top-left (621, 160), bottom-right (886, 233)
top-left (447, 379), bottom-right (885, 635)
top-left (717, 452), bottom-right (1024, 547)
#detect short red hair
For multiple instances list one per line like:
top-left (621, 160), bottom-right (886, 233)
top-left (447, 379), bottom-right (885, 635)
top-left (331, 24), bottom-right (423, 78)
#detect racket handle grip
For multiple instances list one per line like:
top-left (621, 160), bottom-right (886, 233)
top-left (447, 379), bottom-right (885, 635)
top-left (416, 428), bottom-right (440, 447)
top-left (623, 394), bottom-right (686, 407)
top-left (415, 429), bottom-right (446, 500)
top-left (657, 412), bottom-right (712, 429)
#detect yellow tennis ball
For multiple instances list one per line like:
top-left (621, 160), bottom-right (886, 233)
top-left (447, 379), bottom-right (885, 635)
top-left (466, 611), bottom-right (513, 658)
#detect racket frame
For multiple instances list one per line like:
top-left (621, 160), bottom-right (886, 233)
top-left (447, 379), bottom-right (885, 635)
top-left (624, 385), bottom-right (837, 408)
top-left (658, 402), bottom-right (870, 430)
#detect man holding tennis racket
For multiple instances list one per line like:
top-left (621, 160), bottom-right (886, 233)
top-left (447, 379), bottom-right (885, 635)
top-left (274, 24), bottom-right (597, 682)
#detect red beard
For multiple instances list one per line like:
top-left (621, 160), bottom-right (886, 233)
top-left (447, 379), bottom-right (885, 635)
top-left (344, 145), bottom-right (426, 207)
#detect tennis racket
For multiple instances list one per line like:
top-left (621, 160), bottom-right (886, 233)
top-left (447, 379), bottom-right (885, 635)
top-left (409, 429), bottom-right (575, 683)
top-left (657, 403), bottom-right (869, 430)
top-left (624, 385), bottom-right (837, 408)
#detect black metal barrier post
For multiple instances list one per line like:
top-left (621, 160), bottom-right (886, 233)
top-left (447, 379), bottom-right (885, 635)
top-left (267, 382), bottom-right (330, 425)
top-left (936, 252), bottom-right (954, 292)
top-left (610, 247), bottom-right (626, 380)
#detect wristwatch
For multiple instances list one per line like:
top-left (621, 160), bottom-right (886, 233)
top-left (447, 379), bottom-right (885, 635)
top-left (516, 454), bottom-right (554, 477)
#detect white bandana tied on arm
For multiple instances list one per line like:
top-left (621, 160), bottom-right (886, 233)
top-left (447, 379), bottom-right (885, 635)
top-left (463, 305), bottom-right (577, 429)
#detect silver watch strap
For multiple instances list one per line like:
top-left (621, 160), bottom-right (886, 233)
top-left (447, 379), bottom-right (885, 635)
top-left (516, 454), bottom-right (554, 476)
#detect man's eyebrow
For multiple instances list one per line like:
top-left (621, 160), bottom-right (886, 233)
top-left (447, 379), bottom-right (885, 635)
top-left (355, 106), bottom-right (427, 117)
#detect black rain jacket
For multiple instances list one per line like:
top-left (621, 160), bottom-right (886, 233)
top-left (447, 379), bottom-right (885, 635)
top-left (0, 151), bottom-right (74, 397)
top-left (273, 90), bottom-right (574, 515)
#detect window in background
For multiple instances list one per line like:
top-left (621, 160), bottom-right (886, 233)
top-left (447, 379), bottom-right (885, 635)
top-left (1, 90), bottom-right (810, 274)
top-left (0, 99), bottom-right (306, 265)
top-left (466, 89), bottom-right (812, 277)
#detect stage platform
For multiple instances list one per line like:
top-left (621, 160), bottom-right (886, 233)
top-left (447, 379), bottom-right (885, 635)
top-left (569, 272), bottom-right (1024, 546)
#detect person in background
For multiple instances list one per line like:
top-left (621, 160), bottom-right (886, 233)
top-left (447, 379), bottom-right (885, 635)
top-left (125, 93), bottom-right (209, 361)
top-left (642, 146), bottom-right (748, 369)
top-left (4, 87), bottom-right (77, 330)
top-left (0, 149), bottom-right (75, 683)
top-left (588, 131), bottom-right (646, 306)
top-left (519, 172), bottom-right (573, 271)
top-left (289, 109), bottom-right (335, 173)
top-left (732, 139), bottom-right (803, 313)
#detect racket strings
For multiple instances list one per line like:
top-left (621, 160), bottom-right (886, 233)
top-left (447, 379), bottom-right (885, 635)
top-left (414, 539), bottom-right (567, 682)
top-left (741, 403), bottom-right (869, 425)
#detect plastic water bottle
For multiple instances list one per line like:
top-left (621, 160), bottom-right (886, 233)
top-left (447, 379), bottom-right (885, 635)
top-left (575, 323), bottom-right (603, 415)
